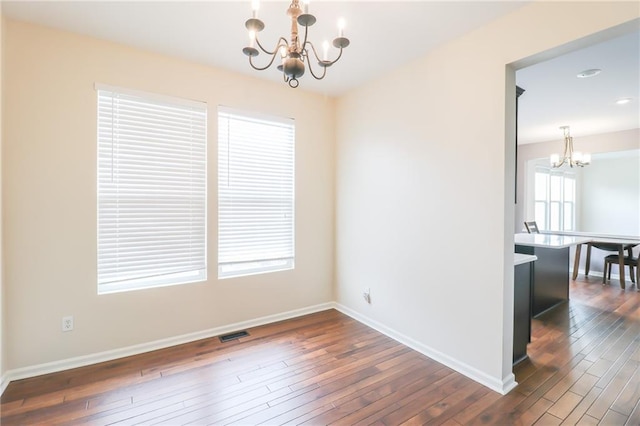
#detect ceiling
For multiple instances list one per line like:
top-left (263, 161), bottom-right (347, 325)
top-left (2, 1), bottom-right (638, 144)
top-left (516, 30), bottom-right (640, 144)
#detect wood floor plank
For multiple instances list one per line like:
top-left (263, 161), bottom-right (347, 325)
top-left (400, 384), bottom-right (490, 426)
top-left (610, 361), bottom-right (640, 416)
top-left (585, 358), bottom-right (638, 420)
top-left (291, 354), bottom-right (429, 425)
top-left (626, 398), bottom-right (640, 426)
top-left (576, 414), bottom-right (599, 425)
top-left (375, 374), bottom-right (476, 425)
top-left (568, 373), bottom-right (600, 397)
top-left (544, 360), bottom-right (592, 402)
top-left (272, 358), bottom-right (450, 425)
top-left (1, 278), bottom-right (638, 426)
top-left (600, 408), bottom-right (629, 425)
top-left (560, 386), bottom-right (603, 426)
top-left (533, 412), bottom-right (562, 425)
top-left (451, 390), bottom-right (503, 425)
top-left (513, 396), bottom-right (554, 426)
top-left (546, 391), bottom-right (583, 420)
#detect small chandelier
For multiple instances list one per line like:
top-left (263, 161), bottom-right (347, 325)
top-left (550, 126), bottom-right (591, 168)
top-left (242, 0), bottom-right (350, 88)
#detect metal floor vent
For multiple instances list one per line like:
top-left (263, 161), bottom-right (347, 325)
top-left (219, 330), bottom-right (249, 343)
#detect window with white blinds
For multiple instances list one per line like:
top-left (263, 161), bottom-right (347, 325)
top-left (218, 107), bottom-right (295, 279)
top-left (97, 84), bottom-right (207, 294)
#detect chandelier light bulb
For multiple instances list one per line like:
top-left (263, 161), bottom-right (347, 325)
top-left (550, 153), bottom-right (560, 166)
top-left (337, 17), bottom-right (346, 37)
top-left (322, 40), bottom-right (329, 61)
top-left (249, 30), bottom-right (256, 48)
top-left (302, 0), bottom-right (309, 14)
top-left (251, 0), bottom-right (260, 17)
top-left (280, 46), bottom-right (287, 64)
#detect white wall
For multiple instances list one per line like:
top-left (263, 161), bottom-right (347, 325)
top-left (3, 20), bottom-right (335, 370)
top-left (516, 128), bottom-right (640, 232)
top-left (335, 3), bottom-right (638, 393)
top-left (581, 152), bottom-right (640, 235)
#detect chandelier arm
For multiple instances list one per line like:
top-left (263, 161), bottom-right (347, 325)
top-left (564, 136), bottom-right (573, 167)
top-left (304, 41), bottom-right (321, 61)
top-left (306, 54), bottom-right (327, 80)
top-left (249, 47), bottom-right (284, 71)
top-left (256, 37), bottom-right (289, 56)
top-left (305, 40), bottom-right (345, 66)
top-left (301, 42), bottom-right (327, 80)
top-left (332, 47), bottom-right (344, 65)
top-left (301, 23), bottom-right (309, 51)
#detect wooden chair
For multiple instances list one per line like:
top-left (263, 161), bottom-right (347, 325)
top-left (603, 254), bottom-right (638, 286)
top-left (587, 242), bottom-right (634, 280)
top-left (524, 221), bottom-right (540, 234)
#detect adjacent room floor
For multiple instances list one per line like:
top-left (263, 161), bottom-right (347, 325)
top-left (1, 276), bottom-right (639, 425)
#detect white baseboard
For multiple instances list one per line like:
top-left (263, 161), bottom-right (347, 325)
top-left (334, 303), bottom-right (517, 395)
top-left (577, 269), bottom-right (634, 282)
top-left (0, 371), bottom-right (10, 396)
top-left (1, 302), bottom-right (334, 393)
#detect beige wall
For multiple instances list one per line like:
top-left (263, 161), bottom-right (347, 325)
top-left (3, 20), bottom-right (335, 370)
top-left (335, 2), bottom-right (638, 392)
top-left (0, 10), bottom-right (4, 386)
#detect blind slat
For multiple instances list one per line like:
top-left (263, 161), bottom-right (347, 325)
top-left (97, 86), bottom-right (207, 293)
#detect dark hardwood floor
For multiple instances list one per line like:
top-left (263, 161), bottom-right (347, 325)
top-left (1, 276), bottom-right (639, 425)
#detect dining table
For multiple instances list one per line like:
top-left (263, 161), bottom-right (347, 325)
top-left (572, 237), bottom-right (640, 289)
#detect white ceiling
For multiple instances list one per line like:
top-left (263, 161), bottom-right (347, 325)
top-left (516, 30), bottom-right (640, 144)
top-left (2, 1), bottom-right (638, 144)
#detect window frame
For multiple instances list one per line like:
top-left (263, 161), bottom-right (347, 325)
top-left (533, 165), bottom-right (576, 232)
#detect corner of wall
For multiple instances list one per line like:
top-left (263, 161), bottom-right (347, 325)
top-left (0, 9), bottom-right (6, 395)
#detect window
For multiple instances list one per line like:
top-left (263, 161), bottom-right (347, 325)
top-left (218, 108), bottom-right (295, 279)
top-left (534, 166), bottom-right (575, 232)
top-left (97, 85), bottom-right (207, 294)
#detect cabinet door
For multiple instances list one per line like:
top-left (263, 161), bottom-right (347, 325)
top-left (513, 262), bottom-right (531, 364)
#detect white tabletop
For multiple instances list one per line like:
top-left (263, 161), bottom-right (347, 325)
top-left (584, 237), bottom-right (640, 246)
top-left (514, 253), bottom-right (537, 265)
top-left (515, 233), bottom-right (592, 249)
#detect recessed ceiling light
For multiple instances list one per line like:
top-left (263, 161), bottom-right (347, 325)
top-left (576, 68), bottom-right (602, 78)
top-left (616, 98), bottom-right (633, 105)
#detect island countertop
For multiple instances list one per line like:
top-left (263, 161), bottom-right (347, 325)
top-left (514, 253), bottom-right (537, 265)
top-left (515, 233), bottom-right (592, 249)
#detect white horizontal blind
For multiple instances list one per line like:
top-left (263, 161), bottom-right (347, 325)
top-left (218, 108), bottom-right (295, 278)
top-left (97, 85), bottom-right (207, 293)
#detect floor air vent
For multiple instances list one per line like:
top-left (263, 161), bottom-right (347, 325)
top-left (219, 330), bottom-right (249, 343)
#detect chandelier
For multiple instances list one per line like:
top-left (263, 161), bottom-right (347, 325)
top-left (550, 126), bottom-right (591, 168)
top-left (242, 0), bottom-right (350, 88)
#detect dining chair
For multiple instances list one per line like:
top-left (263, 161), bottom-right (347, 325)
top-left (603, 254), bottom-right (638, 285)
top-left (586, 242), bottom-right (634, 281)
top-left (524, 221), bottom-right (540, 234)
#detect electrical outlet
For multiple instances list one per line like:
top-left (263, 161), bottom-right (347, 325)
top-left (363, 288), bottom-right (371, 304)
top-left (62, 316), bottom-right (74, 332)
